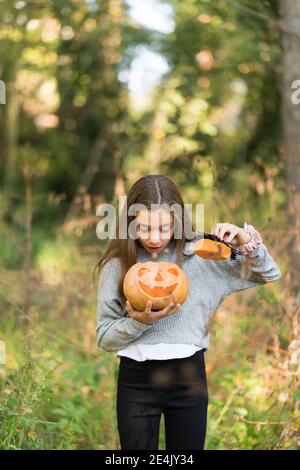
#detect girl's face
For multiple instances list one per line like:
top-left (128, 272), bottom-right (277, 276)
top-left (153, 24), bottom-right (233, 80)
top-left (135, 208), bottom-right (174, 256)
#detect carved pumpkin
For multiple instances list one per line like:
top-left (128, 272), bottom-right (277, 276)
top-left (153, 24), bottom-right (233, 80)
top-left (193, 238), bottom-right (232, 260)
top-left (123, 261), bottom-right (189, 311)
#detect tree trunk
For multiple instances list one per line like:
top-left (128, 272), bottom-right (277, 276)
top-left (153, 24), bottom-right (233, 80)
top-left (281, 0), bottom-right (300, 300)
top-left (4, 60), bottom-right (20, 188)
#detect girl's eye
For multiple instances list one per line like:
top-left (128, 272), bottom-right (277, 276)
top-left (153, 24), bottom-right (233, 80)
top-left (137, 225), bottom-right (172, 233)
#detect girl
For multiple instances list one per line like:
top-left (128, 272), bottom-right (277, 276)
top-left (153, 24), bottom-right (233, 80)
top-left (94, 174), bottom-right (281, 450)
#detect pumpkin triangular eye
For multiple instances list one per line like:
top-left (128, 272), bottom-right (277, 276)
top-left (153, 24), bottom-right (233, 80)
top-left (167, 268), bottom-right (178, 275)
top-left (138, 267), bottom-right (150, 276)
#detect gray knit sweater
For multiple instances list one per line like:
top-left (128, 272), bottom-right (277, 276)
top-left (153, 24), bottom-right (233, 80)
top-left (96, 232), bottom-right (282, 352)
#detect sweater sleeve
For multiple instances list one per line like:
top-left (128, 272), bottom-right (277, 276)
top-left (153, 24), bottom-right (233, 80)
top-left (221, 242), bottom-right (282, 296)
top-left (96, 257), bottom-right (154, 352)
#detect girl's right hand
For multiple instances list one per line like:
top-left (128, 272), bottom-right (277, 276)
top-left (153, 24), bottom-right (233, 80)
top-left (125, 300), bottom-right (181, 325)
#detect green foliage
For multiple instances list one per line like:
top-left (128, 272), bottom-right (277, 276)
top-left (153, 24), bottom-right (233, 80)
top-left (0, 0), bottom-right (295, 450)
top-left (0, 276), bottom-right (120, 449)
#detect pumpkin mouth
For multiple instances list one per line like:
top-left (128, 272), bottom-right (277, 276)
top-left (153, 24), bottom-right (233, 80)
top-left (138, 281), bottom-right (178, 298)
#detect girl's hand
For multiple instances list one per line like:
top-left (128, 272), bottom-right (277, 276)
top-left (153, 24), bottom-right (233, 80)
top-left (125, 300), bottom-right (181, 325)
top-left (212, 222), bottom-right (252, 247)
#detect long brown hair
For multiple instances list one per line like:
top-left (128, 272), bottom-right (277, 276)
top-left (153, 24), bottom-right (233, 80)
top-left (93, 174), bottom-right (195, 303)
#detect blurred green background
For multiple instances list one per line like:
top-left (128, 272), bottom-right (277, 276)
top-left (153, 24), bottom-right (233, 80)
top-left (0, 0), bottom-right (299, 450)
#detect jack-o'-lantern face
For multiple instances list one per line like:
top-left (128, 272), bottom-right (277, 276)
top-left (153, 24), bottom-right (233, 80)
top-left (123, 261), bottom-right (189, 311)
top-left (137, 265), bottom-right (180, 298)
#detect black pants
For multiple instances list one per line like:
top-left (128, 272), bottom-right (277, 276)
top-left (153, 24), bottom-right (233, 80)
top-left (116, 349), bottom-right (208, 450)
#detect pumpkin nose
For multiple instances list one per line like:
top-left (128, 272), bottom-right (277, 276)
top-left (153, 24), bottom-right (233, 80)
top-left (154, 272), bottom-right (164, 281)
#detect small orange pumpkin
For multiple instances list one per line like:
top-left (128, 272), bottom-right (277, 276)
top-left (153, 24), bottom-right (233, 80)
top-left (123, 261), bottom-right (189, 311)
top-left (193, 238), bottom-right (232, 260)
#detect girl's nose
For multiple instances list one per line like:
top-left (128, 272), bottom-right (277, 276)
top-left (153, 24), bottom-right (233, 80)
top-left (149, 231), bottom-right (160, 243)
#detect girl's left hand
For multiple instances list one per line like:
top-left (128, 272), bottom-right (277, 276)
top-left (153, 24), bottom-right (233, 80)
top-left (212, 223), bottom-right (251, 247)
